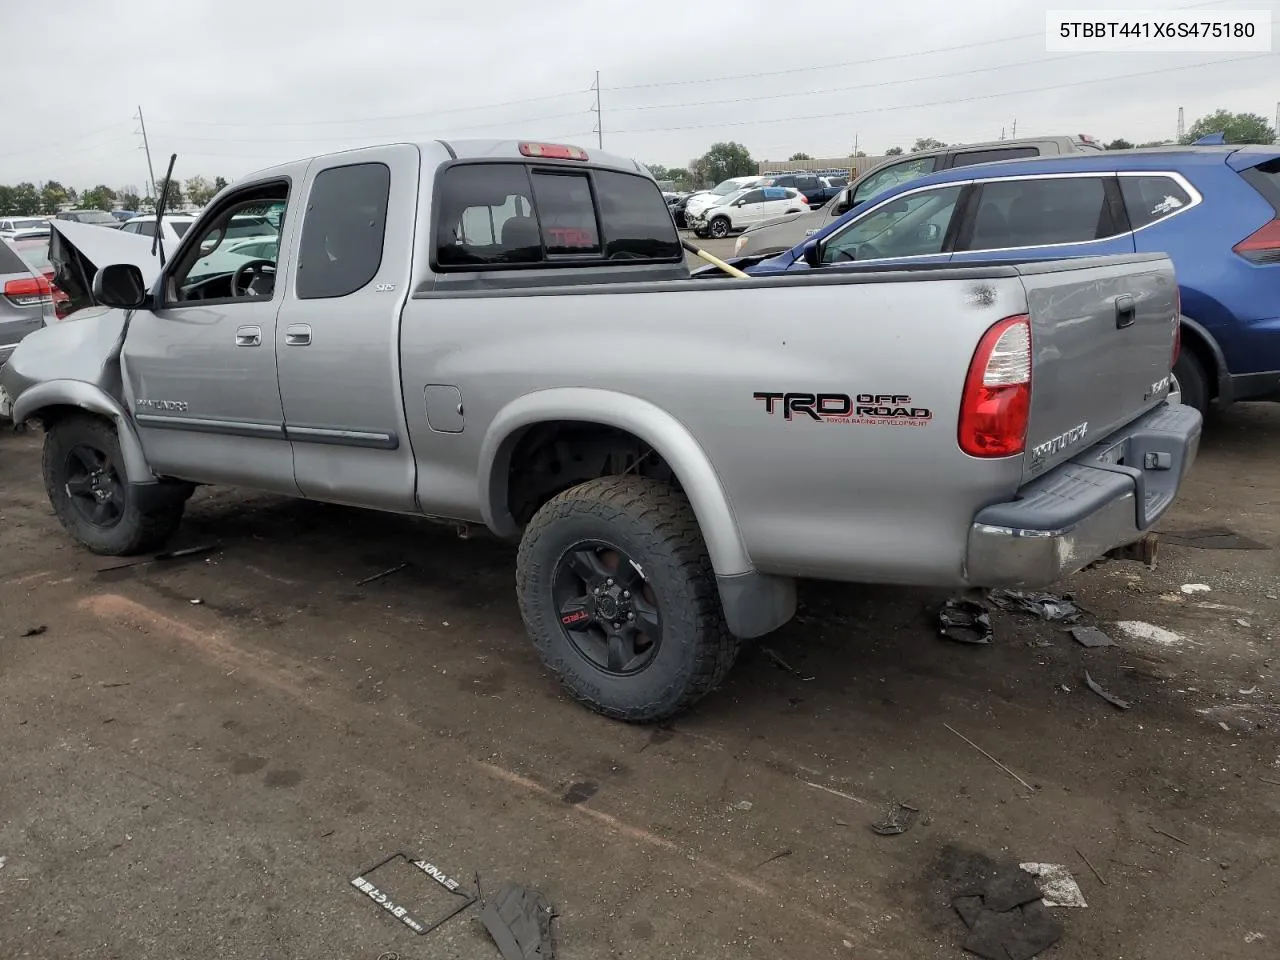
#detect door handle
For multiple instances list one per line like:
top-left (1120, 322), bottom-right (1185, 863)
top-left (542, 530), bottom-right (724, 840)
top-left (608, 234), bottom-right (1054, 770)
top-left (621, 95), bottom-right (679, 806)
top-left (1115, 295), bottom-right (1136, 330)
top-left (236, 325), bottom-right (261, 347)
top-left (285, 323), bottom-right (312, 346)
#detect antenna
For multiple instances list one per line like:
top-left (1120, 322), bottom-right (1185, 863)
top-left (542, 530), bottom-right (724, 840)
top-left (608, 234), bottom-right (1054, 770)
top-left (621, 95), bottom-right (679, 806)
top-left (1177, 106), bottom-right (1185, 141)
top-left (590, 71), bottom-right (603, 149)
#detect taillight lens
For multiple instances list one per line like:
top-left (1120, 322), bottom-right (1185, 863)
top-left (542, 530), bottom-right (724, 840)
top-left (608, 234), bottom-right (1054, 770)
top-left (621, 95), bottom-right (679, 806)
top-left (798, 193), bottom-right (808, 204)
top-left (3, 275), bottom-right (52, 306)
top-left (959, 314), bottom-right (1032, 458)
top-left (1233, 219), bottom-right (1280, 263)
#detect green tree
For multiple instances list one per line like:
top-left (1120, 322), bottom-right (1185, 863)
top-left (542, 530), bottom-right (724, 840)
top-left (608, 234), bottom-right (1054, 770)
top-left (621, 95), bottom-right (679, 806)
top-left (1105, 138), bottom-right (1134, 150)
top-left (40, 180), bottom-right (73, 215)
top-left (644, 163), bottom-right (669, 181)
top-left (788, 152), bottom-right (812, 161)
top-left (664, 167), bottom-right (691, 188)
top-left (0, 185), bottom-right (15, 215)
top-left (854, 150), bottom-right (867, 158)
top-left (12, 182), bottom-right (40, 214)
top-left (884, 146), bottom-right (904, 156)
top-left (80, 185), bottom-right (117, 211)
top-left (118, 192), bottom-right (142, 211)
top-left (1182, 109), bottom-right (1276, 145)
top-left (213, 176), bottom-right (228, 193)
top-left (154, 176), bottom-right (184, 209)
top-left (910, 137), bottom-right (946, 153)
top-left (698, 141), bottom-right (755, 184)
top-left (184, 175), bottom-right (216, 206)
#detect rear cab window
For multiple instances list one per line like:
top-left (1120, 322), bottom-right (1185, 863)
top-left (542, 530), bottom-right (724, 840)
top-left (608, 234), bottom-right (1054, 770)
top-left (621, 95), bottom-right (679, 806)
top-left (434, 162), bottom-right (681, 269)
top-left (297, 162), bottom-right (391, 299)
top-left (947, 147), bottom-right (1039, 168)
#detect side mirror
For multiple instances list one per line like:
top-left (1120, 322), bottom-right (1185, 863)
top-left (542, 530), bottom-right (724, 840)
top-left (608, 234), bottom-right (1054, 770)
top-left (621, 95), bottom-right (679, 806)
top-left (802, 240), bottom-right (822, 268)
top-left (832, 189), bottom-right (853, 216)
top-left (92, 263), bottom-right (149, 310)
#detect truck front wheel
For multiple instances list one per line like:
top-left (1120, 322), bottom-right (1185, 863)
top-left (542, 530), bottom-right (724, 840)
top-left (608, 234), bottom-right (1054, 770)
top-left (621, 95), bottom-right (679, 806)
top-left (516, 476), bottom-right (738, 722)
top-left (42, 414), bottom-right (187, 555)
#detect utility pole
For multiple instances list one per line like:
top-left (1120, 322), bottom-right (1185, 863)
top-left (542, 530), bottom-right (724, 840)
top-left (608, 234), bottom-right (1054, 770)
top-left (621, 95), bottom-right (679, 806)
top-left (1011, 117), bottom-right (1017, 138)
top-left (1000, 126), bottom-right (1005, 141)
top-left (590, 71), bottom-right (603, 149)
top-left (1274, 101), bottom-right (1279, 143)
top-left (1177, 106), bottom-right (1185, 141)
top-left (135, 105), bottom-right (157, 199)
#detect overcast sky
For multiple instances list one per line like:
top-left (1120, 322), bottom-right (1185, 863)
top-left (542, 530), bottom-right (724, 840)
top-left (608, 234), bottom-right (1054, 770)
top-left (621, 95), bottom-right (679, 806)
top-left (1, 0), bottom-right (1276, 191)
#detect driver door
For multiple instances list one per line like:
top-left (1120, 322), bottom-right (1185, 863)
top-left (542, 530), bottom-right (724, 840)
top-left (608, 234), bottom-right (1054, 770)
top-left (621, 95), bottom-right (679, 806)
top-left (120, 171), bottom-right (306, 493)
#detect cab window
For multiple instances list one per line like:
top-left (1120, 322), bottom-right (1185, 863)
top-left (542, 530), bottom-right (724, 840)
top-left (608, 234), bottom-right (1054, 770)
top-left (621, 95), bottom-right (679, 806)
top-left (958, 176), bottom-right (1120, 250)
top-left (947, 147), bottom-right (1039, 168)
top-left (296, 162), bottom-right (391, 299)
top-left (166, 189), bottom-right (288, 304)
top-left (822, 185), bottom-right (962, 263)
top-left (851, 157), bottom-right (938, 204)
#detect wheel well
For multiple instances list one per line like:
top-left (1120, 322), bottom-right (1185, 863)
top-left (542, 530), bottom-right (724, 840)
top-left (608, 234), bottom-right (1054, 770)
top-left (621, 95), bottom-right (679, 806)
top-left (1179, 320), bottom-right (1220, 400)
top-left (505, 421), bottom-right (677, 526)
top-left (28, 404), bottom-right (100, 430)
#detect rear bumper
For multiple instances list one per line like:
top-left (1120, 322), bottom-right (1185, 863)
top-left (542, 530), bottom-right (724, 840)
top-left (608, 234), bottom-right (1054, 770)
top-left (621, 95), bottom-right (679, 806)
top-left (965, 402), bottom-right (1202, 587)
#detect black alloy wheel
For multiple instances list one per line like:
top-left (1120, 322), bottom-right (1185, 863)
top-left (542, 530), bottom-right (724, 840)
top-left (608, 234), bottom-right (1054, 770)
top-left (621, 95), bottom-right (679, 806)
top-left (553, 540), bottom-right (663, 675)
top-left (63, 443), bottom-right (126, 528)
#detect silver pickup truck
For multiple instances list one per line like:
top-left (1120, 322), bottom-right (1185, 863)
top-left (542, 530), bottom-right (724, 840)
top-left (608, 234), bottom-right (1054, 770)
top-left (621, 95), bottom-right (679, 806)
top-left (0, 138), bottom-right (1201, 721)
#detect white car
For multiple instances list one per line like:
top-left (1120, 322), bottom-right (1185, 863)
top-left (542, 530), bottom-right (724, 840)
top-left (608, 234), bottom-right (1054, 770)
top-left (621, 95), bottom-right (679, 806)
top-left (122, 213), bottom-right (279, 275)
top-left (682, 175), bottom-right (768, 223)
top-left (0, 217), bottom-right (50, 241)
top-left (687, 186), bottom-right (809, 239)
top-left (119, 214), bottom-right (198, 244)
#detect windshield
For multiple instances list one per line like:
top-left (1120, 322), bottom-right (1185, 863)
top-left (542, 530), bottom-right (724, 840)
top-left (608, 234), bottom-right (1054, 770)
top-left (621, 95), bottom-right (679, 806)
top-left (8, 218), bottom-right (47, 231)
top-left (13, 240), bottom-right (51, 272)
top-left (711, 179), bottom-right (750, 196)
top-left (712, 190), bottom-right (746, 207)
top-left (76, 211), bottom-right (118, 224)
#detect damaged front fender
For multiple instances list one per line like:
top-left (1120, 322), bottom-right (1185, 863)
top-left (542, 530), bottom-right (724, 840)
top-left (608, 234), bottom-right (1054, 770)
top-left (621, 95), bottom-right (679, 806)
top-left (10, 379), bottom-right (154, 482)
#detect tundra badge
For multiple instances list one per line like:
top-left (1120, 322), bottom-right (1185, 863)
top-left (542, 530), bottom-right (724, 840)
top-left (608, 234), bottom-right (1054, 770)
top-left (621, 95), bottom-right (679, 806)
top-left (1029, 421), bottom-right (1088, 468)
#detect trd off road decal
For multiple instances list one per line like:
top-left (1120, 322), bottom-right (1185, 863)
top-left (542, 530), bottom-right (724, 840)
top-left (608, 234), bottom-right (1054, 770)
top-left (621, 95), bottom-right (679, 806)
top-left (753, 392), bottom-right (932, 427)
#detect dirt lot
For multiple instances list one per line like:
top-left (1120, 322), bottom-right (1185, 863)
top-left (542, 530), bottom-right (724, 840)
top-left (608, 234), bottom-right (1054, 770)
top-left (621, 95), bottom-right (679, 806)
top-left (2, 403), bottom-right (1278, 960)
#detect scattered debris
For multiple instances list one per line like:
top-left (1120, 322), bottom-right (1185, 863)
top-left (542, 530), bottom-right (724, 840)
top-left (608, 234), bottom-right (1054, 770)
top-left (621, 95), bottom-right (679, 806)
top-left (19, 625), bottom-right (47, 638)
top-left (189, 598), bottom-right (203, 605)
top-left (754, 848), bottom-right (793, 868)
top-left (1084, 671), bottom-right (1130, 711)
top-left (0, 856), bottom-right (6, 869)
top-left (733, 800), bottom-right (753, 812)
top-left (803, 781), bottom-right (868, 805)
top-left (939, 598), bottom-right (993, 644)
top-left (480, 880), bottom-right (557, 960)
top-left (1073, 846), bottom-right (1107, 886)
top-left (1239, 686), bottom-right (1258, 695)
top-left (1060, 684), bottom-right (1071, 693)
top-left (319, 829), bottom-right (335, 838)
top-left (1114, 621), bottom-right (1185, 647)
top-left (1150, 825), bottom-right (1189, 846)
top-left (759, 645), bottom-right (815, 681)
top-left (1259, 777), bottom-right (1280, 786)
top-left (350, 851), bottom-right (478, 936)
top-left (356, 561), bottom-right (411, 586)
top-left (988, 590), bottom-right (1082, 623)
top-left (1180, 583), bottom-right (1211, 594)
top-left (1246, 931), bottom-right (1268, 944)
top-left (943, 723), bottom-right (1036, 793)
top-left (870, 802), bottom-right (918, 836)
top-left (1219, 721), bottom-right (1232, 733)
top-left (562, 781), bottom-right (598, 805)
top-left (1070, 626), bottom-right (1116, 648)
top-left (1019, 863), bottom-right (1088, 907)
top-left (99, 681), bottom-right (131, 689)
top-left (951, 863), bottom-right (1063, 960)
top-left (95, 542), bottom-right (221, 573)
top-left (1157, 526), bottom-right (1268, 550)
top-left (1236, 619), bottom-right (1251, 628)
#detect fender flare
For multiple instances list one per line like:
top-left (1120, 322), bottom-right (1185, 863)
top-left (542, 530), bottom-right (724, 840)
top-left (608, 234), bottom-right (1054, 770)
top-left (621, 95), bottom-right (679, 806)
top-left (478, 387), bottom-right (751, 577)
top-left (1178, 314), bottom-right (1231, 403)
top-left (12, 379), bottom-right (155, 483)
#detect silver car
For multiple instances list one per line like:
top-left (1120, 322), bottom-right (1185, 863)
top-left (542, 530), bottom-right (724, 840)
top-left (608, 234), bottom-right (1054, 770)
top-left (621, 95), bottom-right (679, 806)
top-left (0, 237), bottom-right (51, 366)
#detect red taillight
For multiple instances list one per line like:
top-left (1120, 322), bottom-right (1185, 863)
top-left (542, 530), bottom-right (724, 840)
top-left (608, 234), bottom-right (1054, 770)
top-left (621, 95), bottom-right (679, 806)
top-left (1233, 219), bottom-right (1280, 263)
top-left (959, 314), bottom-right (1032, 458)
top-left (798, 193), bottom-right (808, 204)
top-left (518, 142), bottom-right (588, 161)
top-left (3, 275), bottom-right (52, 306)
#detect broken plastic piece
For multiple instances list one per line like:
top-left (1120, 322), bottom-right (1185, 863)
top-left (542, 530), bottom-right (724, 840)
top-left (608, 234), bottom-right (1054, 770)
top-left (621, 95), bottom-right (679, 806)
top-left (357, 561), bottom-right (411, 586)
top-left (759, 645), bottom-right (815, 681)
top-left (349, 851), bottom-right (477, 937)
top-left (988, 590), bottom-right (1082, 623)
top-left (870, 802), bottom-right (917, 836)
top-left (20, 626), bottom-right (47, 638)
top-left (480, 881), bottom-right (556, 960)
top-left (1019, 863), bottom-right (1087, 907)
top-left (1180, 583), bottom-right (1211, 595)
top-left (1084, 671), bottom-right (1130, 710)
top-left (1070, 626), bottom-right (1116, 648)
top-left (939, 599), bottom-right (992, 644)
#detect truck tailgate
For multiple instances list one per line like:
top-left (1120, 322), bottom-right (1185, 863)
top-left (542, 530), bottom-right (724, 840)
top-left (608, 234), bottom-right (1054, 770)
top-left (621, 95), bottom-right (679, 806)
top-left (1018, 254), bottom-right (1178, 481)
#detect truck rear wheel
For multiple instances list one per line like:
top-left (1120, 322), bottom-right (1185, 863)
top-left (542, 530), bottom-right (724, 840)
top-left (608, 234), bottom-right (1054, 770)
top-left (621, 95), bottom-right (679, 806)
top-left (42, 414), bottom-right (187, 556)
top-left (516, 476), bottom-right (738, 722)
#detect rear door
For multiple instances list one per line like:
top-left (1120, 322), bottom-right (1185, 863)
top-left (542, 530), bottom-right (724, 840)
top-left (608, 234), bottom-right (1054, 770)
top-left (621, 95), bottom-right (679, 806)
top-left (274, 143), bottom-right (421, 512)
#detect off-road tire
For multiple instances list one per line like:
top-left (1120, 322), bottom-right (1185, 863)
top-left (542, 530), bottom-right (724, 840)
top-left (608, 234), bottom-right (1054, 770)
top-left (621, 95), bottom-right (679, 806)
top-left (516, 475), bottom-right (738, 722)
top-left (1172, 346), bottom-right (1209, 415)
top-left (708, 216), bottom-right (731, 239)
top-left (42, 414), bottom-right (187, 555)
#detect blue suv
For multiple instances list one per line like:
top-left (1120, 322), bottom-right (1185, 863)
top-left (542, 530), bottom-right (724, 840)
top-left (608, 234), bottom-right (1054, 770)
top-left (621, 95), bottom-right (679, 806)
top-left (746, 147), bottom-right (1280, 413)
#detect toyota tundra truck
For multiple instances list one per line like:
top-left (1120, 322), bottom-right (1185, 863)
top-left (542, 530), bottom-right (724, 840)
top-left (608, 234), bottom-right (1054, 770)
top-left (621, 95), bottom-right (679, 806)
top-left (0, 138), bottom-right (1201, 721)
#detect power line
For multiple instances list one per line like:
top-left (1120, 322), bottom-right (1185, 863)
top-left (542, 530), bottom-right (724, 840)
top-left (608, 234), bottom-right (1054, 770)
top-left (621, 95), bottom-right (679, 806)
top-left (607, 54), bottom-right (1274, 136)
top-left (0, 122), bottom-right (132, 160)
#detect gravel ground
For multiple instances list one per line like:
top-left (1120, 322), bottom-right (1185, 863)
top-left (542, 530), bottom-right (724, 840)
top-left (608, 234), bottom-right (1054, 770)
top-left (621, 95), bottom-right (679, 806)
top-left (1, 404), bottom-right (1277, 959)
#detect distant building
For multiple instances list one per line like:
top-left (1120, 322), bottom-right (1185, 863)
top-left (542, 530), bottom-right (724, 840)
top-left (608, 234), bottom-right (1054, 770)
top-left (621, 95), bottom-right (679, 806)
top-left (757, 156), bottom-right (887, 178)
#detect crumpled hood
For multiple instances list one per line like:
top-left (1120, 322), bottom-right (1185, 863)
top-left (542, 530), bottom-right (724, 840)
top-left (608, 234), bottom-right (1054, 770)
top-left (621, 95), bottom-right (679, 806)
top-left (49, 220), bottom-right (161, 312)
